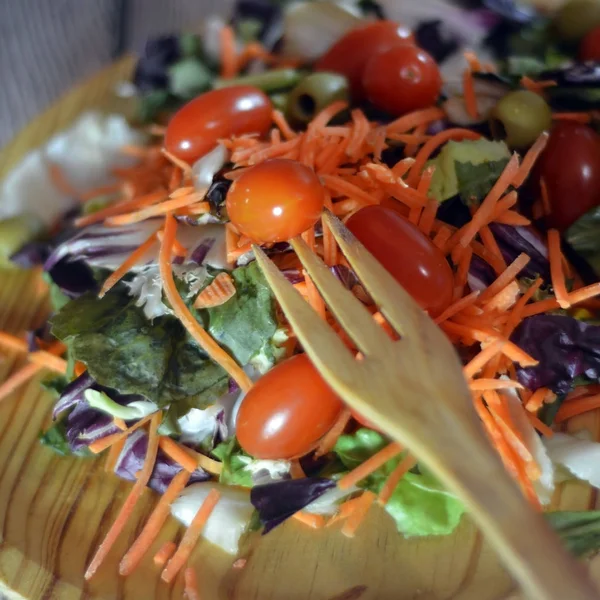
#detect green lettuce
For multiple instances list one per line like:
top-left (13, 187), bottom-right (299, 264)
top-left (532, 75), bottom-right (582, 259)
top-left (211, 438), bottom-right (254, 488)
top-left (547, 511), bottom-right (600, 557)
top-left (334, 429), bottom-right (465, 537)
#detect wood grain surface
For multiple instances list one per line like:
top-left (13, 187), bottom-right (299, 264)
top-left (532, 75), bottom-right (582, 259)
top-left (0, 56), bottom-right (599, 600)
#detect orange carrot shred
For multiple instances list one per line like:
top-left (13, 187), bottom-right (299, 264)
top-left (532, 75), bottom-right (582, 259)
top-left (525, 388), bottom-right (551, 412)
top-left (106, 192), bottom-right (203, 226)
top-left (434, 291), bottom-right (480, 324)
top-left (341, 491), bottom-right (376, 538)
top-left (184, 567), bottom-right (201, 600)
top-left (161, 148), bottom-right (193, 175)
top-left (526, 411), bottom-right (554, 438)
top-left (153, 541), bottom-right (177, 567)
top-left (548, 229), bottom-right (571, 309)
top-left (48, 162), bottom-right (79, 197)
top-left (463, 340), bottom-right (505, 379)
top-left (0, 362), bottom-right (43, 405)
top-left (292, 512), bottom-right (326, 528)
top-left (568, 282), bottom-right (600, 305)
top-left (220, 25), bottom-right (237, 79)
top-left (158, 437), bottom-right (198, 473)
top-left (120, 468), bottom-right (191, 576)
top-left (479, 253), bottom-right (530, 303)
top-left (555, 394), bottom-right (600, 423)
top-left (161, 488), bottom-right (221, 583)
top-left (386, 107), bottom-right (445, 134)
top-left (418, 199), bottom-right (439, 236)
top-left (193, 273), bottom-right (236, 309)
top-left (469, 379), bottom-right (523, 391)
top-left (85, 412), bottom-right (161, 581)
top-left (511, 132), bottom-right (549, 188)
top-left (378, 454), bottom-right (417, 505)
top-left (272, 110), bottom-right (296, 140)
top-left (314, 409), bottom-right (351, 457)
top-left (88, 413), bottom-right (156, 454)
top-left (463, 68), bottom-right (478, 119)
top-left (104, 437), bottom-right (125, 473)
top-left (338, 443), bottom-right (403, 491)
top-left (160, 214), bottom-right (252, 391)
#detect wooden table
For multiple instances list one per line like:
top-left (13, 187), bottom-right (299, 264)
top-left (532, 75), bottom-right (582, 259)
top-left (0, 56), bottom-right (598, 600)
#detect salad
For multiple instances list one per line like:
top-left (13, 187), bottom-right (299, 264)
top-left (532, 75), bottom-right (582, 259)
top-left (4, 0), bottom-right (600, 595)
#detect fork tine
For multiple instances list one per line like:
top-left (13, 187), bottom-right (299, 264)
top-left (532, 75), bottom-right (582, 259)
top-left (322, 210), bottom-right (424, 340)
top-left (290, 236), bottom-right (393, 357)
top-left (252, 245), bottom-right (359, 382)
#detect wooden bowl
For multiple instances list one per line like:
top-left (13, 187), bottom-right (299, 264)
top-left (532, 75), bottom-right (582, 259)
top-left (1, 57), bottom-right (599, 600)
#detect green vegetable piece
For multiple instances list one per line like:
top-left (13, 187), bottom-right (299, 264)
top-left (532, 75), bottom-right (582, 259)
top-left (212, 438), bottom-right (254, 488)
top-left (565, 205), bottom-right (600, 277)
top-left (0, 214), bottom-right (44, 268)
top-left (214, 68), bottom-right (302, 93)
top-left (84, 389), bottom-right (157, 420)
top-left (178, 33), bottom-right (201, 58)
top-left (427, 139), bottom-right (511, 203)
top-left (455, 158), bottom-right (510, 206)
top-left (137, 89), bottom-right (171, 123)
top-left (168, 58), bottom-right (213, 99)
top-left (40, 374), bottom-right (69, 398)
top-left (547, 511), bottom-right (600, 556)
top-left (554, 0), bottom-right (600, 41)
top-left (492, 90), bottom-right (552, 149)
top-left (286, 72), bottom-right (349, 126)
top-left (39, 422), bottom-right (91, 458)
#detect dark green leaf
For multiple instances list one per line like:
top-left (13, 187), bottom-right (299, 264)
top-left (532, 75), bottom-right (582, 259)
top-left (565, 206), bottom-right (600, 278)
top-left (50, 287), bottom-right (228, 408)
top-left (547, 511), bottom-right (600, 557)
top-left (538, 393), bottom-right (567, 427)
top-left (137, 90), bottom-right (173, 123)
top-left (455, 158), bottom-right (510, 206)
top-left (39, 422), bottom-right (91, 458)
top-left (42, 272), bottom-right (70, 312)
top-left (40, 374), bottom-right (69, 398)
top-left (211, 438), bottom-right (254, 488)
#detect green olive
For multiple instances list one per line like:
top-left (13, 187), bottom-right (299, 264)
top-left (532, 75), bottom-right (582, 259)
top-left (554, 0), bottom-right (600, 41)
top-left (491, 90), bottom-right (552, 149)
top-left (286, 72), bottom-right (349, 126)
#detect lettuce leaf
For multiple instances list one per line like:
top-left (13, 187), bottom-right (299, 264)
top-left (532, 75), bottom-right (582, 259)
top-left (334, 428), bottom-right (465, 537)
top-left (455, 158), bottom-right (510, 205)
top-left (211, 438), bottom-right (254, 488)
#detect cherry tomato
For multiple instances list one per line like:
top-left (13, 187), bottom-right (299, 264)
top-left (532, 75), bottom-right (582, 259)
top-left (363, 45), bottom-right (442, 116)
top-left (580, 26), bottom-right (600, 60)
top-left (226, 159), bottom-right (325, 244)
top-left (534, 121), bottom-right (600, 231)
top-left (315, 21), bottom-right (414, 101)
top-left (164, 86), bottom-right (272, 163)
top-left (346, 205), bottom-right (453, 316)
top-left (236, 354), bottom-right (344, 459)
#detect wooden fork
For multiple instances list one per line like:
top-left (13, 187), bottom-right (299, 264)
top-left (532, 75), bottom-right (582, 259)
top-left (253, 210), bottom-right (598, 600)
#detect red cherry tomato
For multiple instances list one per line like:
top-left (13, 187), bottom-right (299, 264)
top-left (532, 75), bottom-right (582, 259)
top-left (346, 205), bottom-right (453, 316)
top-left (580, 26), bottom-right (600, 60)
top-left (315, 21), bottom-right (415, 101)
top-left (534, 121), bottom-right (600, 231)
top-left (226, 159), bottom-right (325, 244)
top-left (164, 86), bottom-right (272, 163)
top-left (236, 354), bottom-right (344, 459)
top-left (363, 45), bottom-right (442, 116)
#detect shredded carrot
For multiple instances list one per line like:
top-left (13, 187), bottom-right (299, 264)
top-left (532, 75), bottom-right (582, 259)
top-left (314, 409), bottom-right (351, 457)
top-left (386, 107), bottom-right (445, 134)
top-left (526, 411), bottom-right (554, 438)
top-left (454, 246), bottom-right (473, 299)
top-left (0, 332), bottom-right (28, 353)
top-left (338, 443), bottom-right (403, 491)
top-left (378, 454), bottom-right (417, 505)
top-left (193, 273), bottom-right (236, 309)
top-left (326, 498), bottom-right (360, 528)
top-left (525, 387), bottom-right (552, 413)
top-left (184, 567), bottom-right (201, 600)
top-left (408, 204), bottom-right (422, 225)
top-left (555, 394), bottom-right (600, 423)
top-left (434, 291), bottom-right (480, 324)
top-left (321, 174), bottom-right (379, 207)
top-left (463, 68), bottom-right (478, 119)
top-left (548, 229), bottom-right (571, 309)
top-left (106, 192), bottom-right (203, 226)
top-left (552, 112), bottom-right (592, 123)
top-left (48, 162), bottom-right (79, 197)
top-left (511, 132), bottom-right (549, 188)
top-left (179, 445), bottom-right (224, 476)
top-left (407, 129), bottom-right (481, 187)
top-left (493, 211), bottom-right (531, 226)
top-left (99, 230), bottom-right (159, 297)
top-left (463, 340), bottom-right (505, 379)
top-left (28, 351), bottom-right (67, 374)
top-left (479, 254), bottom-right (530, 303)
top-left (292, 512), bottom-right (326, 528)
top-left (403, 123), bottom-right (428, 157)
top-left (161, 488), bottom-right (221, 583)
top-left (341, 491), bottom-right (376, 538)
top-left (160, 214), bottom-right (252, 391)
top-left (153, 541), bottom-right (177, 567)
top-left (0, 362), bottom-right (42, 404)
top-left (158, 437), bottom-right (198, 473)
top-left (161, 149), bottom-right (193, 176)
top-left (418, 199), bottom-right (439, 237)
top-left (485, 280), bottom-right (521, 312)
top-left (104, 437), bottom-right (125, 473)
top-left (432, 225), bottom-right (452, 251)
top-left (88, 413), bottom-right (156, 454)
top-left (387, 132), bottom-right (431, 145)
top-left (469, 379), bottom-right (523, 391)
top-left (308, 101), bottom-right (348, 133)
top-left (114, 418), bottom-right (127, 431)
top-left (568, 282), bottom-right (600, 305)
top-left (85, 412), bottom-right (161, 580)
top-left (290, 460), bottom-right (306, 479)
top-left (120, 468), bottom-right (191, 576)
top-left (220, 25), bottom-right (237, 79)
top-left (272, 110), bottom-right (296, 140)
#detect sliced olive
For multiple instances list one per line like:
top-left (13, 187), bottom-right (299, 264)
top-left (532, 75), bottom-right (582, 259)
top-left (491, 90), bottom-right (552, 149)
top-left (286, 72), bottom-right (349, 126)
top-left (554, 0), bottom-right (600, 41)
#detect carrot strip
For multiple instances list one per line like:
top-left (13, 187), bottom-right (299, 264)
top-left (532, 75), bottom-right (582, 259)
top-left (292, 512), bottom-right (326, 528)
top-left (526, 411), bottom-right (554, 438)
top-left (99, 230), bottom-right (159, 298)
top-left (568, 282), bottom-right (600, 305)
top-left (434, 291), bottom-right (480, 324)
top-left (463, 68), bottom-right (478, 119)
top-left (511, 132), bottom-right (549, 188)
top-left (272, 110), bottom-right (296, 140)
top-left (104, 437), bottom-right (125, 473)
top-left (85, 412), bottom-right (161, 580)
top-left (106, 192), bottom-right (203, 226)
top-left (153, 541), bottom-right (177, 567)
top-left (454, 246), bottom-right (473, 299)
top-left (161, 149), bottom-right (193, 176)
top-left (485, 280), bottom-right (521, 312)
top-left (194, 273), bottom-right (236, 309)
top-left (320, 174), bottom-right (379, 206)
top-left (338, 443), bottom-right (403, 490)
top-left (387, 132), bottom-right (431, 145)
top-left (220, 25), bottom-right (237, 79)
top-left (548, 229), bottom-right (571, 309)
top-left (479, 254), bottom-right (530, 303)
top-left (28, 351), bottom-right (67, 374)
top-left (48, 162), bottom-right (79, 196)
top-left (432, 225), bottom-right (452, 251)
top-left (160, 214), bottom-right (252, 391)
top-left (314, 408), bottom-right (351, 457)
top-left (0, 332), bottom-right (28, 353)
top-left (386, 107), bottom-right (445, 134)
top-left (341, 491), bottom-right (376, 538)
top-left (290, 460), bottom-right (306, 479)
top-left (520, 297), bottom-right (560, 318)
top-left (176, 445), bottom-right (224, 476)
top-left (161, 488), bottom-right (221, 583)
top-left (494, 211), bottom-right (532, 226)
top-left (185, 567), bottom-right (201, 600)
top-left (158, 437), bottom-right (198, 473)
top-left (555, 394), bottom-right (600, 423)
top-left (88, 413), bottom-right (156, 454)
top-left (0, 362), bottom-right (42, 404)
top-left (120, 469), bottom-right (191, 576)
top-left (469, 379), bottom-right (523, 391)
top-left (308, 101), bottom-right (348, 133)
top-left (525, 388), bottom-right (552, 412)
top-left (418, 199), bottom-right (439, 237)
top-left (407, 129), bottom-right (481, 187)
top-left (463, 340), bottom-right (505, 379)
top-left (378, 454), bottom-right (417, 505)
